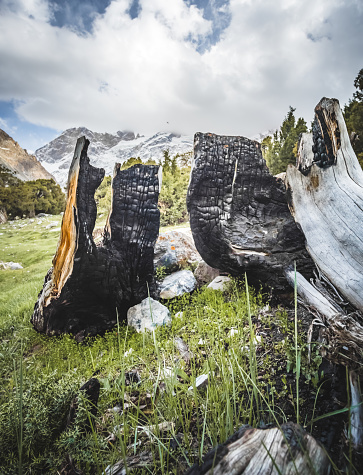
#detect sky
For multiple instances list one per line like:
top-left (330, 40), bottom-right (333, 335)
top-left (0, 0), bottom-right (362, 153)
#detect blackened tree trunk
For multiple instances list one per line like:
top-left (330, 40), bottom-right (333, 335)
top-left (187, 133), bottom-right (314, 290)
top-left (31, 137), bottom-right (160, 340)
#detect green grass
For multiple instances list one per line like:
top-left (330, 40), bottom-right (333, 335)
top-left (0, 216), bottom-right (349, 474)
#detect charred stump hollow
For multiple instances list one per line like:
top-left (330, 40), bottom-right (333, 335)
top-left (32, 137), bottom-right (160, 339)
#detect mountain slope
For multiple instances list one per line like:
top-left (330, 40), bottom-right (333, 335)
top-left (35, 127), bottom-right (193, 186)
top-left (0, 129), bottom-right (55, 182)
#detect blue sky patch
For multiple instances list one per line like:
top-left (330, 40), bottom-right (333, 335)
top-left (187, 0), bottom-right (231, 53)
top-left (127, 0), bottom-right (142, 20)
top-left (49, 0), bottom-right (111, 33)
top-left (0, 101), bottom-right (59, 153)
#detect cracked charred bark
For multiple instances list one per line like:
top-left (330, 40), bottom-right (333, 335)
top-left (31, 137), bottom-right (160, 339)
top-left (187, 133), bottom-right (314, 290)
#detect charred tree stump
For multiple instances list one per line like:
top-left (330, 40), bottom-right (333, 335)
top-left (185, 423), bottom-right (330, 475)
top-left (31, 137), bottom-right (160, 339)
top-left (187, 133), bottom-right (313, 290)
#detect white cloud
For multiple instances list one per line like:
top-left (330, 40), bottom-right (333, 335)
top-left (1, 0), bottom-right (52, 21)
top-left (0, 0), bottom-right (362, 140)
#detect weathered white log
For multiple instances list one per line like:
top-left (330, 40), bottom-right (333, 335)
top-left (285, 267), bottom-right (363, 449)
top-left (185, 423), bottom-right (330, 475)
top-left (285, 267), bottom-right (363, 367)
top-left (284, 266), bottom-right (342, 319)
top-left (286, 97), bottom-right (363, 312)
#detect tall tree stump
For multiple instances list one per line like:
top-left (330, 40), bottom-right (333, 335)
top-left (187, 133), bottom-right (313, 290)
top-left (32, 137), bottom-right (160, 339)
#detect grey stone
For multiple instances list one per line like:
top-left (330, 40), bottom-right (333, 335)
top-left (194, 260), bottom-right (220, 285)
top-left (45, 221), bottom-right (58, 229)
top-left (127, 297), bottom-right (171, 332)
top-left (159, 270), bottom-right (197, 299)
top-left (154, 230), bottom-right (201, 273)
top-left (0, 261), bottom-right (23, 270)
top-left (207, 276), bottom-right (231, 291)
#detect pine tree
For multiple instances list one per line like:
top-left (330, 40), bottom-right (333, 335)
top-left (344, 68), bottom-right (363, 168)
top-left (261, 107), bottom-right (307, 175)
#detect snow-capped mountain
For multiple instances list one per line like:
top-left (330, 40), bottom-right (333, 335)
top-left (35, 127), bottom-right (193, 186)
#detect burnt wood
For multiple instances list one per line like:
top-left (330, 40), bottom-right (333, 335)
top-left (31, 137), bottom-right (160, 339)
top-left (187, 133), bottom-right (313, 290)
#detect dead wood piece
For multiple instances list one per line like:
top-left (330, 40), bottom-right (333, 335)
top-left (187, 133), bottom-right (314, 291)
top-left (104, 451), bottom-right (153, 475)
top-left (286, 266), bottom-right (363, 450)
top-left (286, 97), bottom-right (363, 312)
top-left (349, 371), bottom-right (363, 450)
top-left (32, 137), bottom-right (160, 338)
top-left (185, 422), bottom-right (330, 475)
top-left (285, 267), bottom-right (363, 370)
top-left (174, 336), bottom-right (193, 364)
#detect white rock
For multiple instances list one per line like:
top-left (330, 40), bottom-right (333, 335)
top-left (188, 374), bottom-right (208, 391)
top-left (175, 311), bottom-right (184, 319)
top-left (0, 261), bottom-right (23, 270)
top-left (127, 297), bottom-right (171, 332)
top-left (207, 276), bottom-right (231, 291)
top-left (45, 221), bottom-right (58, 229)
top-left (229, 328), bottom-right (239, 337)
top-left (159, 270), bottom-right (197, 299)
top-left (124, 348), bottom-right (133, 357)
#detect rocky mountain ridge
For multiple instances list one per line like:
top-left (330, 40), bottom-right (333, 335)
top-left (35, 127), bottom-right (194, 186)
top-left (0, 129), bottom-right (55, 182)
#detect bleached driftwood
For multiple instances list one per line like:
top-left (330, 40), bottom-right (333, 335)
top-left (286, 97), bottom-right (363, 312)
top-left (185, 423), bottom-right (330, 475)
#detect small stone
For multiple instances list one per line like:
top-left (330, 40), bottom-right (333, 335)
top-left (0, 261), bottom-right (23, 270)
top-left (127, 298), bottom-right (171, 332)
top-left (124, 348), bottom-right (133, 357)
top-left (207, 276), bottom-right (231, 291)
top-left (154, 230), bottom-right (201, 272)
top-left (194, 260), bottom-right (220, 285)
top-left (45, 221), bottom-right (58, 229)
top-left (188, 374), bottom-right (208, 391)
top-left (159, 270), bottom-right (197, 299)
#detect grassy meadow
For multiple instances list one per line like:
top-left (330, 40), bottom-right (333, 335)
top-left (0, 216), bottom-right (351, 474)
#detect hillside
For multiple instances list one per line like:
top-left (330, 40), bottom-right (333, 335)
top-left (0, 129), bottom-right (54, 182)
top-left (35, 127), bottom-right (193, 186)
